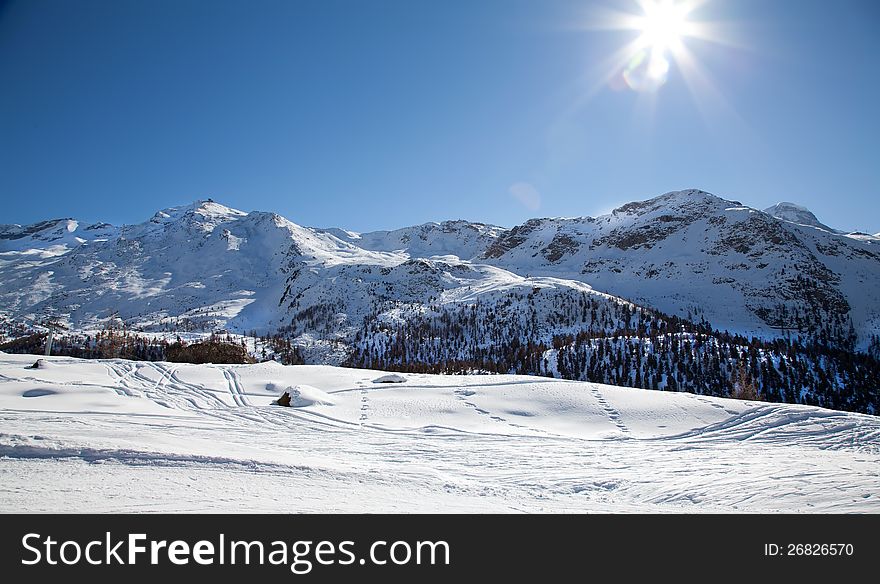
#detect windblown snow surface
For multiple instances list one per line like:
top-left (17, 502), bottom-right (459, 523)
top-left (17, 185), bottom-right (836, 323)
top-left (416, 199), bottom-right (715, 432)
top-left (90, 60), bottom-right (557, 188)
top-left (0, 353), bottom-right (877, 513)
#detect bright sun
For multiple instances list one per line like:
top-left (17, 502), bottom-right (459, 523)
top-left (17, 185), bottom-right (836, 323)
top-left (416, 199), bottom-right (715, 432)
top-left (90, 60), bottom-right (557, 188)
top-left (603, 0), bottom-right (704, 92)
top-left (636, 0), bottom-right (692, 53)
top-left (581, 0), bottom-right (734, 102)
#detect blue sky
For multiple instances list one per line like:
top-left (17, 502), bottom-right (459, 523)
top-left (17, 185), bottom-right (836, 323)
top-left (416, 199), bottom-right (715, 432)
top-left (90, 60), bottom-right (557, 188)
top-left (1, 0), bottom-right (878, 232)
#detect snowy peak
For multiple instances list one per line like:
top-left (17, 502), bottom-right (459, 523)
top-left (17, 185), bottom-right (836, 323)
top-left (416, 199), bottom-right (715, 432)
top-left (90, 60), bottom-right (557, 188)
top-left (763, 202), bottom-right (836, 233)
top-left (612, 189), bottom-right (734, 217)
top-left (152, 199), bottom-right (245, 220)
top-left (483, 189), bottom-right (731, 261)
top-left (0, 218), bottom-right (76, 241)
top-left (324, 220), bottom-right (506, 260)
top-left (0, 218), bottom-right (119, 252)
top-left (143, 200), bottom-right (248, 235)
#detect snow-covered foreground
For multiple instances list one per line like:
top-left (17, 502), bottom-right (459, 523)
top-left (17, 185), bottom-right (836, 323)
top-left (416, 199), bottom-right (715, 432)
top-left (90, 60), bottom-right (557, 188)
top-left (0, 353), bottom-right (877, 513)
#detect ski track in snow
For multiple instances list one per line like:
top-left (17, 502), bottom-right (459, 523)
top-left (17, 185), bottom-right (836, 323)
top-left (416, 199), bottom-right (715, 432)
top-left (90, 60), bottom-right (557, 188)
top-left (222, 367), bottom-right (248, 407)
top-left (684, 391), bottom-right (741, 416)
top-left (0, 354), bottom-right (878, 513)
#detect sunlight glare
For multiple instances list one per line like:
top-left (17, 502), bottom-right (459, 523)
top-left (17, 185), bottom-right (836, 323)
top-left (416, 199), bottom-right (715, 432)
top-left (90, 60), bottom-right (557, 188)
top-left (636, 0), bottom-right (692, 54)
top-left (611, 0), bottom-right (701, 93)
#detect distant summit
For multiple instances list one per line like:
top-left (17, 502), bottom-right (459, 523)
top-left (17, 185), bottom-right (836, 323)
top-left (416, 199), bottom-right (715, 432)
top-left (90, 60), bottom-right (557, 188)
top-left (763, 202), bottom-right (837, 233)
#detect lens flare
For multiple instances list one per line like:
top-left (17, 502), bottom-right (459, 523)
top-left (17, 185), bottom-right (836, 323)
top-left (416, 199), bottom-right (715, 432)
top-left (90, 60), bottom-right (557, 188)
top-left (622, 48), bottom-right (670, 92)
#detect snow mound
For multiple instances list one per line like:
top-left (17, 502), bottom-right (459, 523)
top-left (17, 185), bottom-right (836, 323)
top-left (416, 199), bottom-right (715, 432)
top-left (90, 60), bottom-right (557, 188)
top-left (373, 373), bottom-right (407, 383)
top-left (275, 384), bottom-right (337, 407)
top-left (27, 359), bottom-right (51, 370)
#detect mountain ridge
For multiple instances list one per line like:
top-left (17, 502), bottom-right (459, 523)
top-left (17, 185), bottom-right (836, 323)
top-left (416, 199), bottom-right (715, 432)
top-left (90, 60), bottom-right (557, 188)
top-left (1, 190), bottom-right (878, 350)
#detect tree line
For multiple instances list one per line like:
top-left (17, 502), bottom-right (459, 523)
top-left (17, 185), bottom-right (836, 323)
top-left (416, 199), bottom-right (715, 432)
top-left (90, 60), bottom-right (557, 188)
top-left (343, 290), bottom-right (878, 415)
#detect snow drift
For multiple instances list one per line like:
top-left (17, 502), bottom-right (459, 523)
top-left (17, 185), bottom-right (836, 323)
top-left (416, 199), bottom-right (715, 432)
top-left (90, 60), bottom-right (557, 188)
top-left (273, 383), bottom-right (337, 407)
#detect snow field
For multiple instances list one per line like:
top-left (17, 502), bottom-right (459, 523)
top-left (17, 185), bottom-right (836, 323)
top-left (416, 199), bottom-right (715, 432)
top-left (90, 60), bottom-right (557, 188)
top-left (0, 353), bottom-right (877, 512)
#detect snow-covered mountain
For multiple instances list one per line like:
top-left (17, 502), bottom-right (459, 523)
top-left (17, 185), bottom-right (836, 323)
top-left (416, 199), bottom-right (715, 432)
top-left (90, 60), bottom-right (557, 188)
top-left (2, 190), bottom-right (878, 353)
top-left (0, 200), bottom-right (636, 359)
top-left (481, 190), bottom-right (880, 344)
top-left (317, 220), bottom-right (506, 260)
top-left (0, 200), bottom-right (405, 334)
